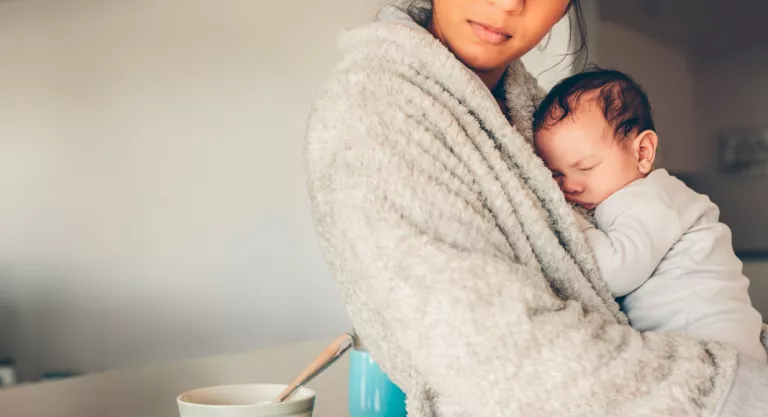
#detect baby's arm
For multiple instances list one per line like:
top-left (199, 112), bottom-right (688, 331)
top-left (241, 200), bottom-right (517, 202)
top-left (575, 186), bottom-right (684, 296)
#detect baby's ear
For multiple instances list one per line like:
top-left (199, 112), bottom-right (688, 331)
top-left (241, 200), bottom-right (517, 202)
top-left (634, 130), bottom-right (658, 175)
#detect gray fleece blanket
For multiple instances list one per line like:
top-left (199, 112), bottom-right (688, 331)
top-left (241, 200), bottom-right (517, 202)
top-left (306, 5), bottom-right (768, 417)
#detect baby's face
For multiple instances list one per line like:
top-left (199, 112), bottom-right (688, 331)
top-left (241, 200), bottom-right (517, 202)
top-left (535, 100), bottom-right (644, 210)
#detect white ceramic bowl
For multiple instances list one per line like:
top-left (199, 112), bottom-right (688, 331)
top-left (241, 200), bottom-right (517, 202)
top-left (177, 383), bottom-right (316, 417)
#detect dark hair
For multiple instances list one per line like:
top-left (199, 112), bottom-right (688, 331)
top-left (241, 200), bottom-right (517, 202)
top-left (567, 0), bottom-right (588, 71)
top-left (401, 1), bottom-right (589, 69)
top-left (533, 66), bottom-right (656, 140)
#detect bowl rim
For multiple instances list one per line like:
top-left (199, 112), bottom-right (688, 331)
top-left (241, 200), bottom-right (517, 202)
top-left (176, 383), bottom-right (316, 410)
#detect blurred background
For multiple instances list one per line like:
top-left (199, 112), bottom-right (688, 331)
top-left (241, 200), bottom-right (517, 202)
top-left (0, 0), bottom-right (765, 387)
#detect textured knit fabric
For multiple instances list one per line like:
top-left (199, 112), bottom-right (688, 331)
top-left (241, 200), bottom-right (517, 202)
top-left (577, 169), bottom-right (766, 362)
top-left (305, 4), bottom-right (768, 416)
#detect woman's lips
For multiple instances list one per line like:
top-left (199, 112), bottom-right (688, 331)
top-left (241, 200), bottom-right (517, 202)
top-left (468, 21), bottom-right (511, 45)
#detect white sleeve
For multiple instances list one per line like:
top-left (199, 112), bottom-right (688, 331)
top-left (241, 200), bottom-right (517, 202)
top-left (577, 186), bottom-right (684, 297)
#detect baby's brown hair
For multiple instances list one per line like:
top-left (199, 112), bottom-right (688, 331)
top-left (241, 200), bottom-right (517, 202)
top-left (534, 66), bottom-right (656, 141)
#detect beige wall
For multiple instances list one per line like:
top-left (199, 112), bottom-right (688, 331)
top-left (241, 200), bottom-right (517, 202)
top-left (0, 0), bottom-right (374, 381)
top-left (596, 21), bottom-right (697, 174)
top-left (693, 47), bottom-right (768, 251)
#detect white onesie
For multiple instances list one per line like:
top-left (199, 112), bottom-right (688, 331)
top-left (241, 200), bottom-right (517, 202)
top-left (576, 169), bottom-right (767, 362)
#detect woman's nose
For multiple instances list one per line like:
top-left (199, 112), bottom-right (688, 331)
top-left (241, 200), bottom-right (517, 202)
top-left (489, 0), bottom-right (524, 14)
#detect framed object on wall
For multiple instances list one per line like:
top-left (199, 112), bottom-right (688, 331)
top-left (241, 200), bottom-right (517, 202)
top-left (718, 128), bottom-right (768, 175)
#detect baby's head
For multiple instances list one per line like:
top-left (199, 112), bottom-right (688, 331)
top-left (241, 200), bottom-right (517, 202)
top-left (533, 68), bottom-right (658, 210)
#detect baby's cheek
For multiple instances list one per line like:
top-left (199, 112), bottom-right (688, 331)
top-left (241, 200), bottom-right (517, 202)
top-left (592, 178), bottom-right (622, 204)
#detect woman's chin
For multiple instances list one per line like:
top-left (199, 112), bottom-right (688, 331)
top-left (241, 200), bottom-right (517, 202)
top-left (453, 45), bottom-right (512, 74)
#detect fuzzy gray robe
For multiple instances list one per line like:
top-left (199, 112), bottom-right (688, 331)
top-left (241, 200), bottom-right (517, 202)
top-left (306, 5), bottom-right (768, 417)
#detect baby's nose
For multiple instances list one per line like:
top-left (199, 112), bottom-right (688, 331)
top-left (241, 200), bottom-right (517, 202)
top-left (560, 177), bottom-right (583, 195)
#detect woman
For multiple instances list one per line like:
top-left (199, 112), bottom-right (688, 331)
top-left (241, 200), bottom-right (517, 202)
top-left (305, 0), bottom-right (768, 415)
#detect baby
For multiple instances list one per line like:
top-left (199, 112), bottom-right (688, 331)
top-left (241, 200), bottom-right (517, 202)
top-left (533, 68), bottom-right (767, 362)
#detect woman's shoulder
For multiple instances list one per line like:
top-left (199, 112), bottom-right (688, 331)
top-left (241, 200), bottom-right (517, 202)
top-left (312, 65), bottom-right (416, 128)
top-left (304, 56), bottom-right (417, 174)
top-left (315, 5), bottom-right (459, 104)
top-left (307, 35), bottom-right (445, 139)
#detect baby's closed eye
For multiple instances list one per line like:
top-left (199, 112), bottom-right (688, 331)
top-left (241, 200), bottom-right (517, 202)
top-left (578, 162), bottom-right (601, 172)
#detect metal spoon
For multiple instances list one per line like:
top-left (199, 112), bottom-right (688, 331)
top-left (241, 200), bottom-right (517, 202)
top-left (272, 333), bottom-right (355, 403)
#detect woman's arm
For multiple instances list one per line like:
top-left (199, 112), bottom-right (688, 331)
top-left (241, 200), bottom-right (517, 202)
top-left (332, 162), bottom-right (725, 415)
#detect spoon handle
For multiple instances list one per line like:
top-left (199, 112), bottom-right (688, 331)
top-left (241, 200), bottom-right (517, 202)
top-left (273, 333), bottom-right (355, 403)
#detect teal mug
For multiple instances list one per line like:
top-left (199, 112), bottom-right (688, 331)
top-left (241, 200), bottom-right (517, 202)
top-left (348, 348), bottom-right (407, 417)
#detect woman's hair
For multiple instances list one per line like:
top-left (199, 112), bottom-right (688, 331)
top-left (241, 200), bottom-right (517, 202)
top-left (395, 0), bottom-right (589, 68)
top-left (396, 0), bottom-right (432, 24)
top-left (567, 0), bottom-right (589, 70)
